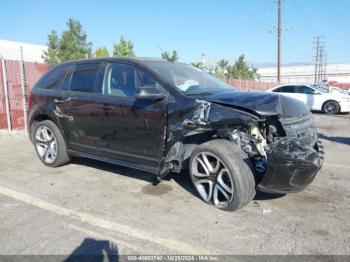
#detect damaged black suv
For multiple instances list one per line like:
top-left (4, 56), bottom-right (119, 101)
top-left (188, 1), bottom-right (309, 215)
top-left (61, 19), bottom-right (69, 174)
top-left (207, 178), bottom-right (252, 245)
top-left (28, 58), bottom-right (324, 211)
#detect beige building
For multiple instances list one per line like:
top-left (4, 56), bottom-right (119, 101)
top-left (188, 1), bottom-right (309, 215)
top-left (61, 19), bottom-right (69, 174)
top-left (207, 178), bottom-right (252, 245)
top-left (0, 39), bottom-right (47, 63)
top-left (258, 63), bottom-right (350, 84)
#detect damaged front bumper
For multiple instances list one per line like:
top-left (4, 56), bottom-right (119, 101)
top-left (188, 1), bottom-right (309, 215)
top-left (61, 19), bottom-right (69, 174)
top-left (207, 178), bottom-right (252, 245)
top-left (257, 139), bottom-right (324, 194)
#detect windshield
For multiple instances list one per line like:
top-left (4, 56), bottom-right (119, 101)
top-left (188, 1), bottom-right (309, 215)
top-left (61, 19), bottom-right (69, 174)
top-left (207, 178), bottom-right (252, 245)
top-left (144, 61), bottom-right (236, 95)
top-left (312, 85), bottom-right (329, 93)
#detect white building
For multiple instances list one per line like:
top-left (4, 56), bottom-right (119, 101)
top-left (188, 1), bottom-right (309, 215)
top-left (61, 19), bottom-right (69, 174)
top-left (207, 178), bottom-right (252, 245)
top-left (0, 39), bottom-right (47, 63)
top-left (258, 63), bottom-right (350, 84)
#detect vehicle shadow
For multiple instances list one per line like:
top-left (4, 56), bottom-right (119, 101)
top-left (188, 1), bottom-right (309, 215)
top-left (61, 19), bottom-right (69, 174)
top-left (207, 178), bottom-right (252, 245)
top-left (64, 238), bottom-right (118, 262)
top-left (254, 191), bottom-right (285, 201)
top-left (318, 133), bottom-right (350, 145)
top-left (71, 157), bottom-right (156, 183)
top-left (312, 111), bottom-right (350, 117)
top-left (71, 158), bottom-right (285, 202)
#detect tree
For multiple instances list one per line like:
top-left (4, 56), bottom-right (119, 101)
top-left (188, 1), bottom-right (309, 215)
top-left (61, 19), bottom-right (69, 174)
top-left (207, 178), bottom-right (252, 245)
top-left (161, 50), bottom-right (179, 62)
top-left (191, 62), bottom-right (203, 69)
top-left (217, 59), bottom-right (229, 71)
top-left (94, 47), bottom-right (110, 58)
top-left (215, 59), bottom-right (230, 82)
top-left (229, 55), bottom-right (259, 80)
top-left (113, 36), bottom-right (135, 57)
top-left (42, 18), bottom-right (92, 64)
top-left (42, 30), bottom-right (60, 64)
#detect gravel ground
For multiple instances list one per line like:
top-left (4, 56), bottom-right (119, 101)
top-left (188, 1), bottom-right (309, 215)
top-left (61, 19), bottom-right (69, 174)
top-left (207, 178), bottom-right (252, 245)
top-left (0, 113), bottom-right (349, 258)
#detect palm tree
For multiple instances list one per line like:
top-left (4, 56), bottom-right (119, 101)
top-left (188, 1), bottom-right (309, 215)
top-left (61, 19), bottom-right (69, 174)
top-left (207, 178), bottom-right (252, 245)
top-left (217, 59), bottom-right (229, 72)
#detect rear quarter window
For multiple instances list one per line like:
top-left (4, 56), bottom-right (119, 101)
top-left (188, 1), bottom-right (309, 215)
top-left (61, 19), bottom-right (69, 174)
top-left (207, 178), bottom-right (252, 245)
top-left (37, 65), bottom-right (71, 90)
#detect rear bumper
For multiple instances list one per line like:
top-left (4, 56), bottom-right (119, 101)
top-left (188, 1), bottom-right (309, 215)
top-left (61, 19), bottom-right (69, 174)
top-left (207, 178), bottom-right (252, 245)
top-left (257, 140), bottom-right (324, 194)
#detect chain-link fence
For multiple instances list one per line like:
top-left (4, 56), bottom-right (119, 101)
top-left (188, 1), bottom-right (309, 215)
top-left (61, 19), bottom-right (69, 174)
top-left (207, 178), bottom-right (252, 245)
top-left (0, 58), bottom-right (278, 130)
top-left (228, 78), bottom-right (277, 91)
top-left (0, 58), bottom-right (48, 130)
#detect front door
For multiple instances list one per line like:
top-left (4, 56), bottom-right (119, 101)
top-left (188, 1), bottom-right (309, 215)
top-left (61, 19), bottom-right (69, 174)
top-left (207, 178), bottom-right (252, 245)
top-left (94, 63), bottom-right (168, 171)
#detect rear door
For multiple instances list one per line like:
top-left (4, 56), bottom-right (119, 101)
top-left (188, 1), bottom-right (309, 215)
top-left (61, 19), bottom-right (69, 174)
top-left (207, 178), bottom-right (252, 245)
top-left (279, 85), bottom-right (302, 101)
top-left (54, 62), bottom-right (106, 155)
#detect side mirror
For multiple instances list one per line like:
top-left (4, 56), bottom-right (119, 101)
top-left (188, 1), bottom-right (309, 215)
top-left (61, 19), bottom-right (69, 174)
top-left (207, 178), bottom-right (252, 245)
top-left (135, 86), bottom-right (166, 102)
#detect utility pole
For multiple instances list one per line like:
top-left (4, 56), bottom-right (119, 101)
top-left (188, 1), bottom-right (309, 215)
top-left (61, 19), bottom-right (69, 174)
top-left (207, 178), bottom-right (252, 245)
top-left (313, 36), bottom-right (326, 84)
top-left (277, 0), bottom-right (282, 83)
top-left (318, 46), bottom-right (324, 84)
top-left (323, 52), bottom-right (328, 82)
top-left (314, 36), bottom-right (320, 84)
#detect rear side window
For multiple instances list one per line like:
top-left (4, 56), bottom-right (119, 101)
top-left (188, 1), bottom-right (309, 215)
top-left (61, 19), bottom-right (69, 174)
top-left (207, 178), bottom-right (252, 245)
top-left (69, 63), bottom-right (103, 93)
top-left (38, 65), bottom-right (70, 90)
top-left (281, 86), bottom-right (297, 93)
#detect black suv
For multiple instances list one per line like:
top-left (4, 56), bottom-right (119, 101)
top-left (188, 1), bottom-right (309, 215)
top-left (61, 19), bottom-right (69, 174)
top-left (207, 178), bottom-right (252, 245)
top-left (28, 58), bottom-right (324, 211)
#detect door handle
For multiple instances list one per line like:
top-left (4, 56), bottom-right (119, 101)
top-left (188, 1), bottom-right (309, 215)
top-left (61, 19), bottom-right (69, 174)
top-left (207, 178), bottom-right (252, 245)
top-left (98, 104), bottom-right (114, 110)
top-left (54, 97), bottom-right (72, 104)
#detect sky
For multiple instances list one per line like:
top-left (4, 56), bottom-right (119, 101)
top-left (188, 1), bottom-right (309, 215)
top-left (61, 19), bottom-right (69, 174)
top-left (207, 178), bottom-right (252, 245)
top-left (0, 0), bottom-right (349, 66)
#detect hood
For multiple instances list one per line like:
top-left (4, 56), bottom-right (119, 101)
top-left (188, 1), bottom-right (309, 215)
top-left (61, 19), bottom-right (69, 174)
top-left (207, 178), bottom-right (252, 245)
top-left (203, 90), bottom-right (310, 118)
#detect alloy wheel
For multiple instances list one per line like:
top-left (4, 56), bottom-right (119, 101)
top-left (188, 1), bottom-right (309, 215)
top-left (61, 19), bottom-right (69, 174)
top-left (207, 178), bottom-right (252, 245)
top-left (324, 101), bottom-right (339, 114)
top-left (35, 126), bottom-right (57, 164)
top-left (191, 152), bottom-right (234, 209)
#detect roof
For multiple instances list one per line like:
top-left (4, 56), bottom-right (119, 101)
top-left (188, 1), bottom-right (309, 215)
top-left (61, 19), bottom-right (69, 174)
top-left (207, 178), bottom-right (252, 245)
top-left (58, 56), bottom-right (169, 66)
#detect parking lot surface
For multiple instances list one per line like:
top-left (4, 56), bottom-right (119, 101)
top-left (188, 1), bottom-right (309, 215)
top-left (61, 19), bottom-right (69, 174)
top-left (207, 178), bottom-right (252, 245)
top-left (0, 113), bottom-right (349, 257)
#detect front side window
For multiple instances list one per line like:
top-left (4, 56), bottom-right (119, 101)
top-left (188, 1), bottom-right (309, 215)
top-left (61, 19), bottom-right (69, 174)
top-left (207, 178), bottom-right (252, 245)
top-left (103, 63), bottom-right (162, 97)
top-left (39, 65), bottom-right (71, 90)
top-left (298, 86), bottom-right (317, 94)
top-left (69, 63), bottom-right (103, 93)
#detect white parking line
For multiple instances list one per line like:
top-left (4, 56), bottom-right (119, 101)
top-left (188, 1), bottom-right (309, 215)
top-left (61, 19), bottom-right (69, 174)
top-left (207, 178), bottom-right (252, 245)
top-left (0, 185), bottom-right (211, 255)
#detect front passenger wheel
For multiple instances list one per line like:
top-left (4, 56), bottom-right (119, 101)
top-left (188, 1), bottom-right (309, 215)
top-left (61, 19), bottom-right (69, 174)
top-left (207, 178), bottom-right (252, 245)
top-left (33, 120), bottom-right (70, 167)
top-left (189, 139), bottom-right (256, 211)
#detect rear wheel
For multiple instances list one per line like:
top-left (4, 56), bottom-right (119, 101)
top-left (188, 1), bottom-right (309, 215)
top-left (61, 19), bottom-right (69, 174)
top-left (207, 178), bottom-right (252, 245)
top-left (33, 120), bottom-right (70, 167)
top-left (189, 139), bottom-right (256, 211)
top-left (323, 100), bottom-right (340, 114)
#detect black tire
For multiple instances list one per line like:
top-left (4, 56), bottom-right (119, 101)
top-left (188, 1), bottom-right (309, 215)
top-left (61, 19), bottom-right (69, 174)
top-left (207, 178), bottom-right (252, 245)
top-left (32, 120), bottom-right (70, 167)
top-left (189, 139), bottom-right (256, 212)
top-left (322, 100), bottom-right (340, 114)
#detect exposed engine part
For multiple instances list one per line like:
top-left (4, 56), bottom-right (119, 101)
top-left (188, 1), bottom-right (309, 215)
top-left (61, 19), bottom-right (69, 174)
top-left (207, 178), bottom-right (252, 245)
top-left (255, 157), bottom-right (267, 173)
top-left (250, 126), bottom-right (267, 158)
top-left (267, 125), bottom-right (278, 142)
top-left (182, 100), bottom-right (211, 129)
top-left (192, 100), bottom-right (211, 126)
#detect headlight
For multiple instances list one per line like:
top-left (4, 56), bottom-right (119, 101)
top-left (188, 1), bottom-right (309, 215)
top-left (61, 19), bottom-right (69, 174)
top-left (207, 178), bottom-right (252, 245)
top-left (339, 97), bottom-right (350, 103)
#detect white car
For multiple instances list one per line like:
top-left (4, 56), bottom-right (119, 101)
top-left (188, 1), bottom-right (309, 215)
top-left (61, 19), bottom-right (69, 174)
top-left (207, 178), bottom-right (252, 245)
top-left (268, 84), bottom-right (350, 114)
top-left (328, 86), bottom-right (349, 96)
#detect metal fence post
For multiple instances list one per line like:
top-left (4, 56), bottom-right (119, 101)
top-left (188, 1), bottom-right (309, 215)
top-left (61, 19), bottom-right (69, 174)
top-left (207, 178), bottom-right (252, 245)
top-left (19, 46), bottom-right (28, 131)
top-left (1, 57), bottom-right (11, 131)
